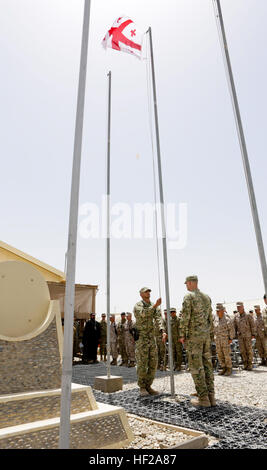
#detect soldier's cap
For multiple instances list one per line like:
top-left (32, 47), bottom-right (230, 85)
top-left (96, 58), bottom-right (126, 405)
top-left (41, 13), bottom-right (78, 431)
top-left (121, 312), bottom-right (126, 316)
top-left (170, 308), bottom-right (177, 312)
top-left (101, 313), bottom-right (106, 316)
top-left (184, 275), bottom-right (198, 284)
top-left (216, 303), bottom-right (224, 307)
top-left (254, 305), bottom-right (261, 309)
top-left (236, 302), bottom-right (244, 306)
top-left (139, 287), bottom-right (151, 293)
top-left (216, 305), bottom-right (224, 311)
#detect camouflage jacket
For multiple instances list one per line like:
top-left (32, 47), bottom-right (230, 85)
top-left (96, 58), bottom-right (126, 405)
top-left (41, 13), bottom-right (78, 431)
top-left (100, 320), bottom-right (107, 340)
top-left (110, 322), bottom-right (118, 343)
top-left (133, 300), bottom-right (163, 340)
top-left (214, 314), bottom-right (235, 341)
top-left (162, 316), bottom-right (180, 340)
top-left (234, 313), bottom-right (256, 339)
top-left (117, 320), bottom-right (127, 339)
top-left (255, 315), bottom-right (267, 338)
top-left (124, 320), bottom-right (136, 341)
top-left (179, 289), bottom-right (214, 340)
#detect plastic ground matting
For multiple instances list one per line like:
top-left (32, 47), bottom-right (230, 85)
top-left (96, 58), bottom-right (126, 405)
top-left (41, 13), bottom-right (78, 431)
top-left (92, 388), bottom-right (267, 449)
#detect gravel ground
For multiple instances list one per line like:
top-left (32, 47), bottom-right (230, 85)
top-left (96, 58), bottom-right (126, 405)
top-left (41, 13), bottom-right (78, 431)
top-left (123, 416), bottom-right (196, 449)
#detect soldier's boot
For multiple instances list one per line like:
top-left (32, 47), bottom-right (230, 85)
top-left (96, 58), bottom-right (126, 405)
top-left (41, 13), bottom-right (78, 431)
top-left (243, 362), bottom-right (248, 370)
top-left (260, 358), bottom-right (265, 366)
top-left (129, 361), bottom-right (135, 367)
top-left (247, 364), bottom-right (253, 371)
top-left (191, 395), bottom-right (211, 407)
top-left (159, 365), bottom-right (164, 371)
top-left (100, 355), bottom-right (103, 361)
top-left (224, 368), bottom-right (232, 376)
top-left (190, 392), bottom-right (198, 397)
top-left (146, 386), bottom-right (159, 396)
top-left (140, 388), bottom-right (150, 397)
top-left (208, 393), bottom-right (217, 407)
top-left (218, 368), bottom-right (226, 376)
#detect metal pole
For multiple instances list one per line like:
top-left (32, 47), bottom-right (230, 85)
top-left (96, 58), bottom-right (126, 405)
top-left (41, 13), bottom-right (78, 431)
top-left (213, 0), bottom-right (267, 295)
top-left (59, 0), bottom-right (91, 449)
top-left (148, 27), bottom-right (175, 396)
top-left (106, 71), bottom-right (112, 379)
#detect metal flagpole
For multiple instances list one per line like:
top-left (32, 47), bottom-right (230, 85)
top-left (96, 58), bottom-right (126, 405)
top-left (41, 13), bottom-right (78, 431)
top-left (106, 71), bottom-right (112, 379)
top-left (59, 0), bottom-right (91, 449)
top-left (148, 27), bottom-right (175, 396)
top-left (213, 0), bottom-right (267, 295)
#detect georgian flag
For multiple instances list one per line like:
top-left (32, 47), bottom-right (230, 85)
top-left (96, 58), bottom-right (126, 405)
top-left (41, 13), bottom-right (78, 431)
top-left (102, 16), bottom-right (145, 59)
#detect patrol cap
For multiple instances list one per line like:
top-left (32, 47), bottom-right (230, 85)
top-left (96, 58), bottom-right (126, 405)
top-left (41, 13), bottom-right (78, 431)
top-left (101, 313), bottom-right (106, 317)
top-left (216, 304), bottom-right (224, 311)
top-left (170, 307), bottom-right (177, 312)
top-left (184, 275), bottom-right (198, 284)
top-left (139, 287), bottom-right (151, 293)
top-left (254, 305), bottom-right (261, 309)
top-left (236, 302), bottom-right (244, 306)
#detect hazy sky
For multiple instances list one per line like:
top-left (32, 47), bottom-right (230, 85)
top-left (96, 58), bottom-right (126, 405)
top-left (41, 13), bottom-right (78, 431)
top-left (1, 0), bottom-right (267, 315)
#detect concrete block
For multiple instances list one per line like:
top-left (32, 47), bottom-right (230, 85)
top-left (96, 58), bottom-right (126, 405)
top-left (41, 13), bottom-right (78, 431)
top-left (93, 376), bottom-right (123, 393)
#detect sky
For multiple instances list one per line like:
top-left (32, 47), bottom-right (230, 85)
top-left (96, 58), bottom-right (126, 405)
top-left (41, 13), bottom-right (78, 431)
top-left (1, 0), bottom-right (267, 315)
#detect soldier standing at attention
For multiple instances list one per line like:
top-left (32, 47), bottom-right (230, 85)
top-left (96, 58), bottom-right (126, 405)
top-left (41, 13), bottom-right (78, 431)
top-left (99, 313), bottom-right (107, 361)
top-left (214, 304), bottom-right (235, 376)
top-left (165, 308), bottom-right (183, 371)
top-left (117, 312), bottom-right (128, 366)
top-left (234, 302), bottom-right (256, 371)
top-left (155, 314), bottom-right (165, 371)
top-left (133, 287), bottom-right (167, 396)
top-left (124, 313), bottom-right (136, 367)
top-left (110, 315), bottom-right (118, 365)
top-left (254, 305), bottom-right (267, 366)
top-left (179, 275), bottom-right (215, 408)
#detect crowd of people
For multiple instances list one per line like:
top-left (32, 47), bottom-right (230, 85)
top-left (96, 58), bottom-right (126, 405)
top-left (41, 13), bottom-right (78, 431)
top-left (75, 277), bottom-right (267, 407)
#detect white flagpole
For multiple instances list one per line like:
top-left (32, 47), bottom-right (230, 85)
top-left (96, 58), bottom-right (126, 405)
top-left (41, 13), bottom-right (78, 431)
top-left (148, 27), bottom-right (175, 397)
top-left (213, 0), bottom-right (267, 295)
top-left (106, 71), bottom-right (112, 379)
top-left (59, 0), bottom-right (91, 449)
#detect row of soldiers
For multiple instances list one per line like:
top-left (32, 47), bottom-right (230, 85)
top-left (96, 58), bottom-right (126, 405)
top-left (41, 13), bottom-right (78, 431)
top-left (97, 298), bottom-right (267, 374)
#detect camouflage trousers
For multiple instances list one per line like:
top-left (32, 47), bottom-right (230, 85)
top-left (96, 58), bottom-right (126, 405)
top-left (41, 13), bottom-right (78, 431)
top-left (100, 340), bottom-right (107, 357)
top-left (216, 338), bottom-right (232, 369)
top-left (186, 336), bottom-right (214, 398)
top-left (255, 336), bottom-right (267, 359)
top-left (172, 340), bottom-right (183, 368)
top-left (118, 337), bottom-right (128, 363)
top-left (156, 337), bottom-right (165, 366)
top-left (125, 336), bottom-right (135, 362)
top-left (238, 336), bottom-right (253, 367)
top-left (110, 342), bottom-right (118, 360)
top-left (136, 336), bottom-right (157, 389)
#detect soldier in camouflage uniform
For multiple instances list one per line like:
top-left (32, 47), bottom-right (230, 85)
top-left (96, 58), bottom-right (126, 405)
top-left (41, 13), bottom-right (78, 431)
top-left (179, 275), bottom-right (215, 407)
top-left (110, 315), bottom-right (118, 365)
top-left (99, 314), bottom-right (107, 361)
top-left (117, 312), bottom-right (128, 366)
top-left (133, 287), bottom-right (166, 396)
top-left (254, 305), bottom-right (267, 366)
top-left (124, 313), bottom-right (136, 367)
top-left (214, 304), bottom-right (235, 375)
top-left (155, 314), bottom-right (165, 371)
top-left (164, 308), bottom-right (183, 371)
top-left (234, 302), bottom-right (256, 371)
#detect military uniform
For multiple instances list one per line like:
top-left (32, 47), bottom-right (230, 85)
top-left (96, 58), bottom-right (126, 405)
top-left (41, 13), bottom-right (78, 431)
top-left (117, 315), bottom-right (128, 366)
top-left (180, 277), bottom-right (214, 404)
top-left (99, 317), bottom-right (107, 360)
top-left (234, 303), bottom-right (256, 370)
top-left (214, 306), bottom-right (235, 374)
top-left (110, 319), bottom-right (118, 364)
top-left (164, 310), bottom-right (183, 371)
top-left (254, 305), bottom-right (267, 365)
top-left (124, 317), bottom-right (136, 366)
top-left (155, 320), bottom-right (165, 370)
top-left (133, 297), bottom-right (163, 391)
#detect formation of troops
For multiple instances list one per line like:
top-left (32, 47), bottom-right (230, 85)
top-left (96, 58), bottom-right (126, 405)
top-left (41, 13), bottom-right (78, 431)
top-left (79, 277), bottom-right (267, 407)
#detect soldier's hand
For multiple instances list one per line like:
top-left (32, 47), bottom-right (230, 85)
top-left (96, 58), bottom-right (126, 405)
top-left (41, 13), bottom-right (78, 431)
top-left (229, 340), bottom-right (232, 344)
top-left (179, 337), bottom-right (185, 344)
top-left (153, 298), bottom-right (162, 309)
top-left (162, 332), bottom-right (167, 343)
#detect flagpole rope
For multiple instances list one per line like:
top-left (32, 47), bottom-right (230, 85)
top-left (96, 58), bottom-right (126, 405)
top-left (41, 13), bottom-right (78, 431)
top-left (145, 32), bottom-right (162, 300)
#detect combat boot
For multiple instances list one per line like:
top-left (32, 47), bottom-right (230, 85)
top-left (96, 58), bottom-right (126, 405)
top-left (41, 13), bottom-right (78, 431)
top-left (224, 368), bottom-right (232, 376)
top-left (146, 387), bottom-right (159, 396)
top-left (208, 393), bottom-right (217, 407)
top-left (218, 368), bottom-right (226, 376)
top-left (247, 364), bottom-right (253, 371)
top-left (191, 395), bottom-right (211, 407)
top-left (140, 388), bottom-right (149, 397)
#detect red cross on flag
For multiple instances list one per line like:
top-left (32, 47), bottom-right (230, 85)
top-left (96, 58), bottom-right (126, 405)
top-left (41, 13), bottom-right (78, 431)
top-left (102, 16), bottom-right (145, 59)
